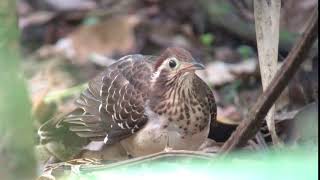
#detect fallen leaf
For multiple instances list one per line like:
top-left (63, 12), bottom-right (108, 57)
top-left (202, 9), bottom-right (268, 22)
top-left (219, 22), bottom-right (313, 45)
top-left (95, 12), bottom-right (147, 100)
top-left (197, 59), bottom-right (257, 86)
top-left (19, 11), bottom-right (56, 29)
top-left (288, 103), bottom-right (318, 145)
top-left (217, 105), bottom-right (242, 125)
top-left (45, 0), bottom-right (97, 11)
top-left (147, 19), bottom-right (194, 49)
top-left (38, 15), bottom-right (141, 64)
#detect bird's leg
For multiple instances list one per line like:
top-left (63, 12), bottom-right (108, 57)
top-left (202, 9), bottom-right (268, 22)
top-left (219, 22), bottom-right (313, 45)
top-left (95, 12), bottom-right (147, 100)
top-left (163, 134), bottom-right (173, 152)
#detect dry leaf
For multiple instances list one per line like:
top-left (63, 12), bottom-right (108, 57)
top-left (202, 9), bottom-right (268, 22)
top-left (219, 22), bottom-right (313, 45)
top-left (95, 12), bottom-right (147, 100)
top-left (39, 15), bottom-right (140, 64)
top-left (19, 11), bottom-right (56, 29)
top-left (217, 106), bottom-right (242, 125)
top-left (45, 0), bottom-right (97, 11)
top-left (197, 59), bottom-right (257, 86)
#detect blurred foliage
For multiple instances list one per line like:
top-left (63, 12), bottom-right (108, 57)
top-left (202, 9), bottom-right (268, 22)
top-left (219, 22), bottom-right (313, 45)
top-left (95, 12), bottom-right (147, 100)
top-left (200, 33), bottom-right (215, 46)
top-left (207, 1), bottom-right (233, 15)
top-left (220, 80), bottom-right (242, 104)
top-left (0, 1), bottom-right (36, 179)
top-left (44, 83), bottom-right (88, 103)
top-left (237, 45), bottom-right (254, 59)
top-left (82, 16), bottom-right (100, 26)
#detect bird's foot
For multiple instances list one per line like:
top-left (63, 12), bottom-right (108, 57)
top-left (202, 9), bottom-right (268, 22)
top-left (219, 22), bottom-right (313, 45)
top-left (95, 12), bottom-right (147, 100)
top-left (163, 135), bottom-right (173, 152)
top-left (199, 138), bottom-right (222, 153)
top-left (163, 146), bottom-right (173, 153)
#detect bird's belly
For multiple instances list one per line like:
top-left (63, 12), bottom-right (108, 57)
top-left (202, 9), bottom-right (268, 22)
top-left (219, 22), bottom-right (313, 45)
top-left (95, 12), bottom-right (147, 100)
top-left (120, 120), bottom-right (209, 157)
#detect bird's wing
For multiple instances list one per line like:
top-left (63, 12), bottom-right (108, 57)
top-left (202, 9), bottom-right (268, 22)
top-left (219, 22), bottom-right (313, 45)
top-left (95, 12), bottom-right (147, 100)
top-left (39, 55), bottom-right (156, 145)
top-left (197, 78), bottom-right (218, 140)
top-left (205, 84), bottom-right (233, 142)
top-left (200, 78), bottom-right (242, 142)
top-left (207, 89), bottom-right (217, 128)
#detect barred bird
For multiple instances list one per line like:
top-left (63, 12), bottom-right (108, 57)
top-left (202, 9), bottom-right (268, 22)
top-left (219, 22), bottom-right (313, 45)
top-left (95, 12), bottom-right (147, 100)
top-left (38, 47), bottom-right (217, 161)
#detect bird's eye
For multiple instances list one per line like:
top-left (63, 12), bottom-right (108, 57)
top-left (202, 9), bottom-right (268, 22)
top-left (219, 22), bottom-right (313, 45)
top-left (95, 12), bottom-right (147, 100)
top-left (168, 59), bottom-right (177, 69)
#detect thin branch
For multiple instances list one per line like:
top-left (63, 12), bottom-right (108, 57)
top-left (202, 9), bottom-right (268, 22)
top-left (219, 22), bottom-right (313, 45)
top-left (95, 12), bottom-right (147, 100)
top-left (230, 0), bottom-right (254, 21)
top-left (44, 150), bottom-right (215, 173)
top-left (90, 150), bottom-right (214, 170)
top-left (220, 6), bottom-right (318, 154)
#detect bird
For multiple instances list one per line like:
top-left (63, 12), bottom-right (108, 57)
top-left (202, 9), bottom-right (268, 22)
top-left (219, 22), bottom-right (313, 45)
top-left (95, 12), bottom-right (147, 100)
top-left (38, 47), bottom-right (217, 161)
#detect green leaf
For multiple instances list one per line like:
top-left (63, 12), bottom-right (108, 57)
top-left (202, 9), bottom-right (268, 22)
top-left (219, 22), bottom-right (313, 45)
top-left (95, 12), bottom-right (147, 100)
top-left (200, 33), bottom-right (215, 46)
top-left (237, 45), bottom-right (254, 59)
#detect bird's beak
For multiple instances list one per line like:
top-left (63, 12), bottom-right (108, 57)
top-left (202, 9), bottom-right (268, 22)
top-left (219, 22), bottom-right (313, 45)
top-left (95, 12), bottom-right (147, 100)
top-left (181, 61), bottom-right (205, 72)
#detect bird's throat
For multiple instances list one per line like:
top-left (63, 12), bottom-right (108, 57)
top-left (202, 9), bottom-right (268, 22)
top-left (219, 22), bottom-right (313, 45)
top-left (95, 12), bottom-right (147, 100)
top-left (148, 73), bottom-right (197, 118)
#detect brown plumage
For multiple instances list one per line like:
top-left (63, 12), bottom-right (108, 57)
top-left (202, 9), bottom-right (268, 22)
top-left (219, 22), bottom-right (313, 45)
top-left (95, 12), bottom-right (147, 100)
top-left (38, 47), bottom-right (216, 159)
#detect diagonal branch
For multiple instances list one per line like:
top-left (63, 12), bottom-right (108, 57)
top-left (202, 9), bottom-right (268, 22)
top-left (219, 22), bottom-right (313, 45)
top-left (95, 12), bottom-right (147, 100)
top-left (220, 6), bottom-right (318, 154)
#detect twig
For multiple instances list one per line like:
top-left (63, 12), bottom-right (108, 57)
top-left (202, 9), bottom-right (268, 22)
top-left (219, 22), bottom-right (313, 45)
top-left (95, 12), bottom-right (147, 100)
top-left (255, 132), bottom-right (268, 149)
top-left (220, 6), bottom-right (318, 154)
top-left (80, 150), bottom-right (215, 172)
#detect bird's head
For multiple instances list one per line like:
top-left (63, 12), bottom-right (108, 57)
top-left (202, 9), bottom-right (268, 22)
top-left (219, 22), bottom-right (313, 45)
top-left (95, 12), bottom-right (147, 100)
top-left (150, 47), bottom-right (205, 99)
top-left (152, 47), bottom-right (204, 84)
top-left (148, 47), bottom-right (205, 115)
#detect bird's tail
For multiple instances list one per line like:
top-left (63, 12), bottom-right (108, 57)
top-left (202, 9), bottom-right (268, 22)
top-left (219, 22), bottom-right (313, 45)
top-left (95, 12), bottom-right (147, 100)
top-left (37, 110), bottom-right (89, 161)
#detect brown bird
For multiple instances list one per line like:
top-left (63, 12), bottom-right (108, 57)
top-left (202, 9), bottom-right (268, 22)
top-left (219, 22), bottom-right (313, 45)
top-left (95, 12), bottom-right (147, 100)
top-left (38, 47), bottom-right (217, 161)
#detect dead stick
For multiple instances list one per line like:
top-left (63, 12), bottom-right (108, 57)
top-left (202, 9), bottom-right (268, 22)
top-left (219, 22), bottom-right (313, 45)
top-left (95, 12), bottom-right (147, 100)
top-left (220, 6), bottom-right (318, 154)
